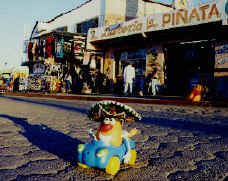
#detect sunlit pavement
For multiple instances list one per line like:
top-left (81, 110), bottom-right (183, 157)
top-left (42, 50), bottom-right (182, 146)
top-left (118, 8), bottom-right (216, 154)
top-left (0, 96), bottom-right (228, 181)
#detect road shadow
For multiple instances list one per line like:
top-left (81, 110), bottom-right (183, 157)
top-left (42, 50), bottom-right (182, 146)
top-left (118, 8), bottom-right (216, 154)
top-left (0, 114), bottom-right (83, 164)
top-left (142, 116), bottom-right (228, 138)
top-left (0, 96), bottom-right (88, 114)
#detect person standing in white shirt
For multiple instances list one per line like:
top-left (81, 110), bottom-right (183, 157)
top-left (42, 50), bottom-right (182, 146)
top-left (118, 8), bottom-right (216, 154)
top-left (123, 63), bottom-right (135, 95)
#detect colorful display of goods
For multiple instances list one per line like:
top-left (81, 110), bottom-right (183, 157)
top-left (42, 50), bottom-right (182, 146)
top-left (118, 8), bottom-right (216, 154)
top-left (27, 74), bottom-right (43, 91)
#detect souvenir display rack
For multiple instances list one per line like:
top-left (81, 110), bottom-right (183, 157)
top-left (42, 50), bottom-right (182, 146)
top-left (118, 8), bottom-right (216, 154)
top-left (24, 31), bottom-right (87, 92)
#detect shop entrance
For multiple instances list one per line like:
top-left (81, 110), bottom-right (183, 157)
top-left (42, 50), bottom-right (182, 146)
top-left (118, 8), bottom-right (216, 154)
top-left (164, 41), bottom-right (215, 96)
top-left (114, 49), bottom-right (147, 95)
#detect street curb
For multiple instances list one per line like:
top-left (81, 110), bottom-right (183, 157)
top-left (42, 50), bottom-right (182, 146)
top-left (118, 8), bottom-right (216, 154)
top-left (1, 92), bottom-right (228, 107)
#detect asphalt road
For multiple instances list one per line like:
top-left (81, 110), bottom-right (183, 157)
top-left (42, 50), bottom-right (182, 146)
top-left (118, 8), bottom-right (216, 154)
top-left (0, 95), bottom-right (228, 181)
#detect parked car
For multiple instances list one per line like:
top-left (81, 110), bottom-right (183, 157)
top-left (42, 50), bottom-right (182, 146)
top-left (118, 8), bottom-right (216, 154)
top-left (0, 77), bottom-right (9, 93)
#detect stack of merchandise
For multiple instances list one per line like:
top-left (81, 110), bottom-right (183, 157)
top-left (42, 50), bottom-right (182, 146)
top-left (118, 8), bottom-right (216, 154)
top-left (27, 74), bottom-right (43, 91)
top-left (19, 77), bottom-right (28, 92)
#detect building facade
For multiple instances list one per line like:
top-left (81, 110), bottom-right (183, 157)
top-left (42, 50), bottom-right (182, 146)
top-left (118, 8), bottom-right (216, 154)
top-left (31, 0), bottom-right (173, 38)
top-left (87, 0), bottom-right (228, 98)
top-left (23, 0), bottom-right (172, 94)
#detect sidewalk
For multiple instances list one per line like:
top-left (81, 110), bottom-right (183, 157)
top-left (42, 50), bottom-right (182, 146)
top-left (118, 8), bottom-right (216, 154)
top-left (1, 91), bottom-right (228, 107)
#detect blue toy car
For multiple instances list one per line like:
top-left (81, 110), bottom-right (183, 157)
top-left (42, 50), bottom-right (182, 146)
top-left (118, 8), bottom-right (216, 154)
top-left (77, 138), bottom-right (136, 175)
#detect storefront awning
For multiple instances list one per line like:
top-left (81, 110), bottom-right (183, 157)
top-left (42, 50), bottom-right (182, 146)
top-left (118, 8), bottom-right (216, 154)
top-left (32, 31), bottom-right (86, 40)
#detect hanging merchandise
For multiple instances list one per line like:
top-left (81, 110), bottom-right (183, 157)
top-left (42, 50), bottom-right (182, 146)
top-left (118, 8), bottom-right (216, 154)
top-left (33, 63), bottom-right (46, 74)
top-left (45, 36), bottom-right (55, 58)
top-left (73, 36), bottom-right (86, 62)
top-left (43, 39), bottom-right (46, 58)
top-left (32, 40), bottom-right (36, 56)
top-left (37, 40), bottom-right (44, 58)
top-left (34, 40), bottom-right (40, 60)
top-left (63, 42), bottom-right (72, 60)
top-left (32, 40), bottom-right (38, 61)
top-left (23, 40), bottom-right (29, 54)
top-left (27, 41), bottom-right (33, 61)
top-left (45, 57), bottom-right (55, 65)
top-left (74, 39), bottom-right (85, 54)
top-left (56, 38), bottom-right (64, 58)
top-left (90, 58), bottom-right (96, 70)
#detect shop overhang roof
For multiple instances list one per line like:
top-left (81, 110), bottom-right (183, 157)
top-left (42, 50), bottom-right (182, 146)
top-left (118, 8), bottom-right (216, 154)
top-left (32, 31), bottom-right (86, 40)
top-left (89, 21), bottom-right (226, 50)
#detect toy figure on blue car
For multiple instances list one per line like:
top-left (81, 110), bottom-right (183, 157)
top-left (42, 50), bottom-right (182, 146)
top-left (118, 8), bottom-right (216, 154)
top-left (77, 100), bottom-right (141, 175)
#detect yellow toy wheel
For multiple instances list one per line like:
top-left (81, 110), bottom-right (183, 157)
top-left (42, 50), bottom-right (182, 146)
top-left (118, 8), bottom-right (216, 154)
top-left (127, 149), bottom-right (137, 165)
top-left (105, 156), bottom-right (120, 175)
top-left (77, 162), bottom-right (89, 169)
top-left (193, 95), bottom-right (201, 102)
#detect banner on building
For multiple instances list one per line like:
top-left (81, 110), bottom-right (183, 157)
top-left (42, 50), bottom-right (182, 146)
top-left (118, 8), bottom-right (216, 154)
top-left (215, 41), bottom-right (228, 77)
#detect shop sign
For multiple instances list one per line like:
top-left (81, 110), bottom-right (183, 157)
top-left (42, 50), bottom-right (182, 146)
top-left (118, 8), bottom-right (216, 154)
top-left (146, 1), bottom-right (221, 32)
top-left (101, 18), bottom-right (144, 39)
top-left (215, 42), bottom-right (228, 70)
top-left (88, 0), bottom-right (225, 42)
top-left (87, 18), bottom-right (144, 42)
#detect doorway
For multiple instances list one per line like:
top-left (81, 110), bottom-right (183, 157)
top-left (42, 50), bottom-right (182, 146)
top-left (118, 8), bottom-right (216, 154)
top-left (164, 41), bottom-right (215, 96)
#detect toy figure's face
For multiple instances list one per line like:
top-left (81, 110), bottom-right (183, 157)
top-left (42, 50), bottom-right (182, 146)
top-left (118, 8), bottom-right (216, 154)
top-left (194, 84), bottom-right (203, 91)
top-left (97, 117), bottom-right (123, 147)
top-left (100, 117), bottom-right (116, 133)
top-left (99, 117), bottom-right (122, 136)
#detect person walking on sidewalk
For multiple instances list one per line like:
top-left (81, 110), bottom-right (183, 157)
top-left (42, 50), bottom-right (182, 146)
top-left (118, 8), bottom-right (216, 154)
top-left (64, 73), bottom-right (72, 93)
top-left (148, 68), bottom-right (160, 96)
top-left (123, 62), bottom-right (135, 95)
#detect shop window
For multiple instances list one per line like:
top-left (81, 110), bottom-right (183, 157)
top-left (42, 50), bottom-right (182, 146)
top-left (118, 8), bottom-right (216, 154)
top-left (81, 23), bottom-right (88, 34)
top-left (55, 26), bottom-right (67, 32)
top-left (184, 49), bottom-right (200, 62)
top-left (77, 23), bottom-right (82, 33)
top-left (119, 49), bottom-right (146, 76)
top-left (76, 18), bottom-right (99, 34)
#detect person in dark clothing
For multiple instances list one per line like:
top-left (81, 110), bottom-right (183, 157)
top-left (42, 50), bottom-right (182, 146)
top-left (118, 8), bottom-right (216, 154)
top-left (72, 64), bottom-right (83, 94)
top-left (95, 71), bottom-right (105, 94)
top-left (13, 77), bottom-right (20, 92)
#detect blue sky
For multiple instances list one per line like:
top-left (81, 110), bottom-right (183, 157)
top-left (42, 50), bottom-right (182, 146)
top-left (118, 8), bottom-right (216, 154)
top-left (0, 0), bottom-right (210, 70)
top-left (0, 0), bottom-right (85, 70)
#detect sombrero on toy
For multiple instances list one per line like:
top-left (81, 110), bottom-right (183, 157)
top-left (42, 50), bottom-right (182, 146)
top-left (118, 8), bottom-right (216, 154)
top-left (88, 100), bottom-right (141, 122)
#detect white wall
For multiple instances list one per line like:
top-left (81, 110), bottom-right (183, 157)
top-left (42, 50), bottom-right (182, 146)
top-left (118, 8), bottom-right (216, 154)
top-left (144, 3), bottom-right (173, 16)
top-left (35, 0), bottom-right (173, 36)
top-left (104, 0), bottom-right (126, 26)
top-left (43, 0), bottom-right (102, 33)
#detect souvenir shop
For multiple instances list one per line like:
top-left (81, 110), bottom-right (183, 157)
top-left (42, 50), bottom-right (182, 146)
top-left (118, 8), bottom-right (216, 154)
top-left (94, 36), bottom-right (165, 96)
top-left (24, 31), bottom-right (86, 93)
top-left (87, 0), bottom-right (228, 98)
